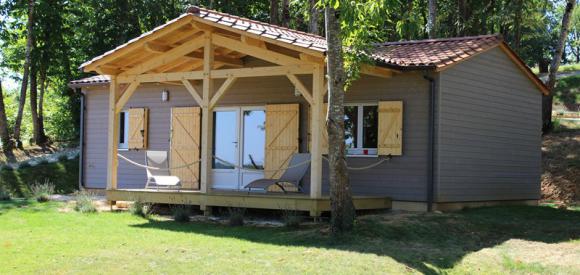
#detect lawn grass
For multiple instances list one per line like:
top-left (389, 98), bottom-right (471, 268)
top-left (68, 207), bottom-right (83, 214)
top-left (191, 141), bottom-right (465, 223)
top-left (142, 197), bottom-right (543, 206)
top-left (0, 157), bottom-right (79, 198)
top-left (0, 201), bottom-right (578, 274)
top-left (532, 63), bottom-right (580, 74)
top-left (553, 74), bottom-right (580, 111)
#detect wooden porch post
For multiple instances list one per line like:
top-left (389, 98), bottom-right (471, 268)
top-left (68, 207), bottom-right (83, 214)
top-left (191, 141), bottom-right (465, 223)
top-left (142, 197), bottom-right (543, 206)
top-left (310, 64), bottom-right (324, 199)
top-left (106, 76), bottom-right (121, 190)
top-left (200, 32), bottom-right (214, 194)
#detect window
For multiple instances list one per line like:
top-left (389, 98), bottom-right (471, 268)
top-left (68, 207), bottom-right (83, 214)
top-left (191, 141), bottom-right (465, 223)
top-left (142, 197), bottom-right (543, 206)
top-left (344, 104), bottom-right (378, 156)
top-left (119, 111), bottom-right (129, 149)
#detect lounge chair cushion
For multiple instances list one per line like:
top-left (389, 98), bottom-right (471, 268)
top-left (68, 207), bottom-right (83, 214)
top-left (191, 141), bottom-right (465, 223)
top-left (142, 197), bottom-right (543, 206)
top-left (150, 175), bottom-right (180, 186)
top-left (244, 153), bottom-right (310, 193)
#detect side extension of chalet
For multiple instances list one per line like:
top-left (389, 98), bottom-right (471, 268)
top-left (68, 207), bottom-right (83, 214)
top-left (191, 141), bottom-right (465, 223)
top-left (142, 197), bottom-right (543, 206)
top-left (70, 6), bottom-right (548, 214)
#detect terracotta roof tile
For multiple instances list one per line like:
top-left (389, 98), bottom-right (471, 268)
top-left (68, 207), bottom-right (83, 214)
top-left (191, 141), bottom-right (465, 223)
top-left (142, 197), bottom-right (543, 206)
top-left (371, 34), bottom-right (502, 69)
top-left (193, 7), bottom-right (327, 53)
top-left (69, 75), bottom-right (110, 86)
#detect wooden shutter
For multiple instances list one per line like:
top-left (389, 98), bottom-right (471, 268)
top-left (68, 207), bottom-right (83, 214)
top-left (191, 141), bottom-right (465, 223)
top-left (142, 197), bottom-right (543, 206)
top-left (170, 107), bottom-right (201, 189)
top-left (265, 104), bottom-right (299, 179)
top-left (128, 108), bottom-right (148, 150)
top-left (378, 101), bottom-right (403, 156)
top-left (308, 103), bottom-right (328, 154)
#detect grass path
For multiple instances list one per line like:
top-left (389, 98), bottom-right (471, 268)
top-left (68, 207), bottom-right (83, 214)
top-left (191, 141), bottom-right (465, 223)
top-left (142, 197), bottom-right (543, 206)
top-left (0, 200), bottom-right (579, 274)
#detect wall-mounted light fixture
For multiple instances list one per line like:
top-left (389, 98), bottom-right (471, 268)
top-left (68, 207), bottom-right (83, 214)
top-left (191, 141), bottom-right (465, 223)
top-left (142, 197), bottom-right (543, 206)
top-left (161, 90), bottom-right (169, 102)
top-left (294, 88), bottom-right (301, 97)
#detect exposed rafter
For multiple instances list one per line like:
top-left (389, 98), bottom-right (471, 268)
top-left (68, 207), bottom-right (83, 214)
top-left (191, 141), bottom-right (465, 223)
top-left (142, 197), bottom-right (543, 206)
top-left (83, 15), bottom-right (195, 72)
top-left (211, 33), bottom-right (306, 66)
top-left (119, 37), bottom-right (205, 76)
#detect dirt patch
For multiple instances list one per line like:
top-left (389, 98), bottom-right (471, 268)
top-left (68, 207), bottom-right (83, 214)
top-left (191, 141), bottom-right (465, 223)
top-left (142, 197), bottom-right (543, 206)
top-left (541, 130), bottom-right (580, 204)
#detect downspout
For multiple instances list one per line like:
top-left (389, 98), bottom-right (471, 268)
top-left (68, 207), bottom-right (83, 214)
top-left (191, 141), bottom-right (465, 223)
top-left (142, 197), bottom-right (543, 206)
top-left (423, 72), bottom-right (436, 212)
top-left (78, 89), bottom-right (86, 190)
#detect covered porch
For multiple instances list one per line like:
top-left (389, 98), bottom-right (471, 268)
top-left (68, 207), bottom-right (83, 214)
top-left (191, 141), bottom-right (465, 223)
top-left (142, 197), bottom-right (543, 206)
top-left (80, 7), bottom-right (394, 215)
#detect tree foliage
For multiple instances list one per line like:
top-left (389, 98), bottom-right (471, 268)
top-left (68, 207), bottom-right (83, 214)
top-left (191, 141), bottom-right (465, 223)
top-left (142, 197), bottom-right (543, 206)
top-left (0, 0), bottom-right (575, 145)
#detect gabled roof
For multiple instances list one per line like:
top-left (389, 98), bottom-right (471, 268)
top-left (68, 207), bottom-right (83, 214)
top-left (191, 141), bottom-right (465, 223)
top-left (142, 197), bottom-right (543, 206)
top-left (75, 6), bottom-right (547, 94)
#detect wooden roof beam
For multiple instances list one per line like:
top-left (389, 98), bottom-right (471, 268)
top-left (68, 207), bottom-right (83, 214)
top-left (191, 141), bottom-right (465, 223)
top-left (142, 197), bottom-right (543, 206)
top-left (83, 16), bottom-right (195, 72)
top-left (144, 42), bottom-right (172, 53)
top-left (300, 53), bottom-right (324, 64)
top-left (212, 33), bottom-right (306, 66)
top-left (144, 41), bottom-right (243, 68)
top-left (242, 36), bottom-right (266, 48)
top-left (360, 64), bottom-right (394, 78)
top-left (119, 36), bottom-right (205, 77)
top-left (117, 64), bottom-right (314, 83)
top-left (187, 52), bottom-right (244, 67)
top-left (192, 16), bottom-right (325, 58)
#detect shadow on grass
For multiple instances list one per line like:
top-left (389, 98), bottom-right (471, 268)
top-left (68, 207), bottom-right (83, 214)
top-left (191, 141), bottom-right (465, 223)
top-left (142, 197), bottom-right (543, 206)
top-left (0, 157), bottom-right (79, 198)
top-left (0, 199), bottom-right (33, 215)
top-left (554, 75), bottom-right (580, 111)
top-left (0, 199), bottom-right (63, 216)
top-left (131, 206), bottom-right (580, 274)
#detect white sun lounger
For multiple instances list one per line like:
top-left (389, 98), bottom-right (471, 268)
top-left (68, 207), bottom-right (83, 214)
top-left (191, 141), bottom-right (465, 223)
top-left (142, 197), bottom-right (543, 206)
top-left (145, 151), bottom-right (181, 190)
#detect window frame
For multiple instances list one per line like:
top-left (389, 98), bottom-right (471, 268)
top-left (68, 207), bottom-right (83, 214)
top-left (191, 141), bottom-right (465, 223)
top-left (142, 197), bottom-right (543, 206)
top-left (344, 102), bottom-right (378, 157)
top-left (118, 111), bottom-right (129, 150)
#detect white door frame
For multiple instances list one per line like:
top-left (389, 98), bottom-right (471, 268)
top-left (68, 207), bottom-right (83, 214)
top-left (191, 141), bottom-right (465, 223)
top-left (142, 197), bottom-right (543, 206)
top-left (211, 107), bottom-right (240, 190)
top-left (211, 106), bottom-right (265, 190)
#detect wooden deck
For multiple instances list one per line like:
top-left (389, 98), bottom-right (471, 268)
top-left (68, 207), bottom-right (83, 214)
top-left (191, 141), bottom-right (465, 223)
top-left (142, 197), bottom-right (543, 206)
top-left (107, 189), bottom-right (392, 216)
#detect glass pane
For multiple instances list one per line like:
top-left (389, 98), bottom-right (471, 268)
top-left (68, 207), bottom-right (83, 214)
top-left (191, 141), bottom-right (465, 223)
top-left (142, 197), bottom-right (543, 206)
top-left (242, 110), bottom-right (265, 169)
top-left (119, 112), bottom-right (125, 144)
top-left (344, 106), bottom-right (358, 149)
top-left (212, 111), bottom-right (237, 169)
top-left (362, 105), bottom-right (378, 148)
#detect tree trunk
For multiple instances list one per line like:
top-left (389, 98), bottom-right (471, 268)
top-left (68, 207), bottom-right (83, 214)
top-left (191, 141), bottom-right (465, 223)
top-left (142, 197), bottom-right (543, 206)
top-left (37, 67), bottom-right (47, 145)
top-left (308, 0), bottom-right (320, 35)
top-left (30, 61), bottom-right (41, 146)
top-left (281, 0), bottom-right (290, 27)
top-left (543, 0), bottom-right (576, 133)
top-left (14, 0), bottom-right (35, 149)
top-left (269, 0), bottom-right (279, 25)
top-left (457, 0), bottom-right (467, 36)
top-left (427, 0), bottom-right (437, 38)
top-left (513, 0), bottom-right (523, 52)
top-left (0, 82), bottom-right (15, 162)
top-left (324, 6), bottom-right (355, 235)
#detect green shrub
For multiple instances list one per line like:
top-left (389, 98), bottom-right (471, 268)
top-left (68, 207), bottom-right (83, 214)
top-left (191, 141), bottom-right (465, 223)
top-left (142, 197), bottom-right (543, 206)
top-left (553, 118), bottom-right (562, 131)
top-left (130, 200), bottom-right (151, 218)
top-left (38, 159), bottom-right (50, 165)
top-left (228, 207), bottom-right (246, 226)
top-left (1, 165), bottom-right (14, 171)
top-left (74, 191), bottom-right (97, 213)
top-left (18, 162), bottom-right (32, 169)
top-left (282, 210), bottom-right (302, 229)
top-left (58, 155), bottom-right (69, 162)
top-left (172, 205), bottom-right (191, 223)
top-left (30, 180), bottom-right (55, 202)
top-left (0, 186), bottom-right (11, 201)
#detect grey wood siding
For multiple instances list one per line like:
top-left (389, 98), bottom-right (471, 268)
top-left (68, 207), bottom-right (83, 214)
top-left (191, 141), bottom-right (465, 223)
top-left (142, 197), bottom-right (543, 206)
top-left (436, 47), bottom-right (542, 202)
top-left (82, 73), bottom-right (430, 201)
